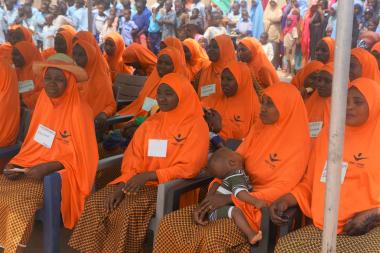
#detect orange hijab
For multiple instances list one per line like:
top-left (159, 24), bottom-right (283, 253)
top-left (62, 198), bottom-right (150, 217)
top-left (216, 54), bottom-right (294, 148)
top-left (14, 41), bottom-right (44, 110)
top-left (10, 66), bottom-right (98, 229)
top-left (42, 31), bottom-right (75, 59)
top-left (292, 78), bottom-right (380, 234)
top-left (123, 43), bottom-right (157, 76)
top-left (10, 25), bottom-right (33, 43)
top-left (162, 37), bottom-right (190, 79)
top-left (351, 48), bottom-right (380, 83)
top-left (112, 73), bottom-right (209, 184)
top-left (183, 38), bottom-right (210, 81)
top-left (58, 25), bottom-right (77, 36)
top-left (321, 37), bottom-right (335, 63)
top-left (291, 60), bottom-right (324, 89)
top-left (0, 42), bottom-right (13, 65)
top-left (232, 83), bottom-right (311, 232)
top-left (198, 34), bottom-right (236, 98)
top-left (104, 32), bottom-right (133, 82)
top-left (239, 37), bottom-right (279, 88)
top-left (371, 41), bottom-right (380, 53)
top-left (202, 61), bottom-right (260, 140)
top-left (0, 61), bottom-right (20, 147)
top-left (74, 40), bottom-right (116, 117)
top-left (118, 47), bottom-right (187, 117)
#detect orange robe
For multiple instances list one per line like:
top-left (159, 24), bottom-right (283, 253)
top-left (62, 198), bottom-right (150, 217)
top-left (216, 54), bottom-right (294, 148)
top-left (321, 37), bottom-right (335, 63)
top-left (123, 43), bottom-right (157, 76)
top-left (14, 41), bottom-right (44, 110)
top-left (74, 40), bottom-right (116, 117)
top-left (0, 61), bottom-right (20, 147)
top-left (202, 61), bottom-right (260, 140)
top-left (291, 78), bottom-right (380, 234)
top-left (291, 60), bottom-right (324, 89)
top-left (351, 48), bottom-right (380, 83)
top-left (10, 68), bottom-right (99, 229)
top-left (239, 37), bottom-right (279, 88)
top-left (183, 38), bottom-right (210, 81)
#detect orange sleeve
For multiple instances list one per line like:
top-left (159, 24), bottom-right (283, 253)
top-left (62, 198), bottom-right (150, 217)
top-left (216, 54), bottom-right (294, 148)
top-left (102, 93), bottom-right (117, 117)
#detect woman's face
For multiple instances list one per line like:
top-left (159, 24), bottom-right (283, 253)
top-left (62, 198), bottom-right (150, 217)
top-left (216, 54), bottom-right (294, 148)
top-left (315, 71), bottom-right (333, 97)
top-left (304, 72), bottom-right (319, 89)
top-left (260, 95), bottom-right (280, 125)
top-left (349, 55), bottom-right (362, 81)
top-left (156, 83), bottom-right (179, 112)
top-left (104, 38), bottom-right (116, 56)
top-left (346, 87), bottom-right (369, 126)
top-left (72, 44), bottom-right (88, 68)
top-left (315, 40), bottom-right (330, 63)
top-left (183, 45), bottom-right (192, 62)
top-left (12, 48), bottom-right (25, 68)
top-left (54, 33), bottom-right (67, 54)
top-left (237, 43), bottom-right (252, 63)
top-left (221, 68), bottom-right (238, 97)
top-left (207, 39), bottom-right (220, 62)
top-left (44, 67), bottom-right (67, 98)
top-left (157, 54), bottom-right (174, 77)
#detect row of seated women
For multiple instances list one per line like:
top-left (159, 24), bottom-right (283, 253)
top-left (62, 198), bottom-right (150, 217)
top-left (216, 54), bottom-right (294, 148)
top-left (0, 27), bottom-right (380, 252)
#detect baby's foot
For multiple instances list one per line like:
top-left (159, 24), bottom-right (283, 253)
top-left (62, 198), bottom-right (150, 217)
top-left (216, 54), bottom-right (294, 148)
top-left (249, 230), bottom-right (262, 245)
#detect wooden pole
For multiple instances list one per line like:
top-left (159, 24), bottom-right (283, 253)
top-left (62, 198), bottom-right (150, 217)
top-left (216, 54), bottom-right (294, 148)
top-left (87, 0), bottom-right (93, 33)
top-left (321, 1), bottom-right (354, 252)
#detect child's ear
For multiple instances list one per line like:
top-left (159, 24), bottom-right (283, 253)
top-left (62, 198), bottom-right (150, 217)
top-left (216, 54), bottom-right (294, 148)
top-left (228, 158), bottom-right (237, 168)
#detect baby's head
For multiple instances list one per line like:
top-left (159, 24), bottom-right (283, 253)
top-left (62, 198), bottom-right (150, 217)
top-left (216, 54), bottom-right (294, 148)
top-left (207, 148), bottom-right (244, 179)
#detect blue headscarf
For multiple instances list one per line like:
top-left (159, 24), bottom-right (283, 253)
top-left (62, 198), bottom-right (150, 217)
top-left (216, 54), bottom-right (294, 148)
top-left (250, 0), bottom-right (264, 39)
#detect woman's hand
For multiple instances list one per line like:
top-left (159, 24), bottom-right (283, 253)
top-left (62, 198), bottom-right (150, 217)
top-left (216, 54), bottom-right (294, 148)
top-left (104, 183), bottom-right (125, 213)
top-left (2, 164), bottom-right (23, 180)
top-left (199, 193), bottom-right (232, 213)
top-left (204, 108), bottom-right (222, 133)
top-left (123, 172), bottom-right (157, 193)
top-left (122, 121), bottom-right (139, 139)
top-left (269, 193), bottom-right (297, 225)
top-left (193, 204), bottom-right (210, 226)
top-left (344, 208), bottom-right (379, 236)
top-left (95, 112), bottom-right (108, 131)
top-left (24, 165), bottom-right (47, 180)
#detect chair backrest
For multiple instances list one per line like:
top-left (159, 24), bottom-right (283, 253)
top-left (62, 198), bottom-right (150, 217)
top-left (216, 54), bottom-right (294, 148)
top-left (17, 107), bottom-right (31, 142)
top-left (114, 74), bottom-right (147, 102)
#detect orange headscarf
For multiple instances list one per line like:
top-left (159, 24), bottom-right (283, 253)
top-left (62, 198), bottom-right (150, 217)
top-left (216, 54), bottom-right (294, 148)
top-left (371, 41), bottom-right (380, 54)
top-left (202, 61), bottom-right (260, 140)
top-left (351, 48), bottom-right (380, 83)
top-left (58, 25), bottom-right (77, 36)
top-left (104, 32), bottom-right (133, 82)
top-left (42, 31), bottom-right (75, 60)
top-left (0, 61), bottom-right (20, 147)
top-left (321, 37), bottom-right (335, 63)
top-left (118, 47), bottom-right (187, 117)
top-left (112, 73), bottom-right (209, 184)
top-left (74, 40), bottom-right (116, 117)
top-left (123, 43), bottom-right (157, 76)
top-left (198, 35), bottom-right (236, 98)
top-left (14, 41), bottom-right (44, 110)
top-left (162, 37), bottom-right (190, 79)
top-left (0, 43), bottom-right (13, 65)
top-left (10, 25), bottom-right (33, 43)
top-left (291, 78), bottom-right (380, 234)
top-left (183, 38), bottom-right (210, 81)
top-left (239, 37), bottom-right (279, 88)
top-left (231, 83), bottom-right (311, 232)
top-left (291, 60), bottom-right (324, 89)
top-left (10, 65), bottom-right (98, 229)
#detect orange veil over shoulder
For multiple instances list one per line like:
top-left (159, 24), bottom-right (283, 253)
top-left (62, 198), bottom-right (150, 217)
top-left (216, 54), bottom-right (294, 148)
top-left (104, 32), bottom-right (133, 82)
top-left (291, 60), bottom-right (324, 89)
top-left (231, 83), bottom-right (311, 232)
top-left (112, 73), bottom-right (209, 184)
top-left (14, 41), bottom-right (44, 110)
top-left (118, 47), bottom-right (187, 117)
top-left (74, 40), bottom-right (116, 117)
top-left (202, 61), bottom-right (260, 140)
top-left (0, 61), bottom-right (20, 147)
top-left (123, 43), bottom-right (157, 76)
top-left (10, 67), bottom-right (98, 229)
top-left (321, 37), bottom-right (335, 63)
top-left (183, 38), bottom-right (210, 81)
top-left (239, 37), bottom-right (279, 88)
top-left (198, 34), bottom-right (236, 97)
top-left (291, 78), bottom-right (380, 234)
top-left (351, 48), bottom-right (380, 82)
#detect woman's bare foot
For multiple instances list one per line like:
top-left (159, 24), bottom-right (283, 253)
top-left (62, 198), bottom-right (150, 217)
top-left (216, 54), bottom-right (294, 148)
top-left (249, 230), bottom-right (262, 245)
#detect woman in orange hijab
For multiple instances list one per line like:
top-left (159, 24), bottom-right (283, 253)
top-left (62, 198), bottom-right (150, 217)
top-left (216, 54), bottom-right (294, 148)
top-left (183, 38), bottom-right (210, 81)
top-left (272, 78), bottom-right (380, 252)
top-left (154, 83), bottom-right (311, 252)
top-left (202, 61), bottom-right (260, 140)
top-left (104, 32), bottom-right (133, 82)
top-left (1, 54), bottom-right (98, 252)
top-left (371, 41), bottom-right (380, 70)
top-left (69, 73), bottom-right (209, 253)
top-left (237, 37), bottom-right (279, 91)
top-left (0, 61), bottom-right (20, 147)
top-left (58, 25), bottom-right (77, 35)
top-left (314, 37), bottom-right (335, 63)
top-left (291, 60), bottom-right (324, 98)
top-left (72, 40), bottom-right (116, 126)
top-left (197, 34), bottom-right (236, 98)
top-left (13, 41), bottom-right (44, 110)
top-left (41, 30), bottom-right (74, 59)
top-left (0, 25), bottom-right (33, 65)
top-left (161, 37), bottom-right (190, 79)
top-left (123, 43), bottom-right (157, 76)
top-left (350, 48), bottom-right (380, 83)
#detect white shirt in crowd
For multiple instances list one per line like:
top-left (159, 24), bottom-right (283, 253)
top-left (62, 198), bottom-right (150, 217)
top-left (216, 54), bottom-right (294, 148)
top-left (40, 24), bottom-right (57, 50)
top-left (94, 13), bottom-right (108, 34)
top-left (72, 7), bottom-right (88, 31)
top-left (0, 8), bottom-right (6, 43)
top-left (261, 42), bottom-right (274, 62)
top-left (203, 26), bottom-right (227, 43)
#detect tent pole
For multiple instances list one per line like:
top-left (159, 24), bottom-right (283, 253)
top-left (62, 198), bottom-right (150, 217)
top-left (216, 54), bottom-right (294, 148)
top-left (321, 1), bottom-right (354, 252)
top-left (87, 0), bottom-right (93, 33)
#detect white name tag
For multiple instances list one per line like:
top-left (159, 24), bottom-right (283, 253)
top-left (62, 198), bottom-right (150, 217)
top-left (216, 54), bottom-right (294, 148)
top-left (320, 161), bottom-right (348, 184)
top-left (18, 80), bottom-right (35, 93)
top-left (309, 121), bottom-right (323, 138)
top-left (201, 84), bottom-right (216, 97)
top-left (142, 97), bottom-right (158, 112)
top-left (148, 139), bottom-right (167, 157)
top-left (33, 124), bottom-right (56, 149)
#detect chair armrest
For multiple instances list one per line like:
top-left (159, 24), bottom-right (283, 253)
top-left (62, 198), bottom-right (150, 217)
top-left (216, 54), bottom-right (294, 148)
top-left (106, 115), bottom-right (134, 125)
top-left (278, 206), bottom-right (302, 237)
top-left (0, 142), bottom-right (22, 158)
top-left (97, 154), bottom-right (124, 172)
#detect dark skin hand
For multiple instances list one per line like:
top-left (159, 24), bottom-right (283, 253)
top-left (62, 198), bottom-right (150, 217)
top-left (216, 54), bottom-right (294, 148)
top-left (343, 208), bottom-right (380, 236)
top-left (122, 121), bottom-right (139, 139)
top-left (95, 112), bottom-right (108, 130)
top-left (3, 162), bottom-right (63, 181)
top-left (269, 193), bottom-right (298, 225)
